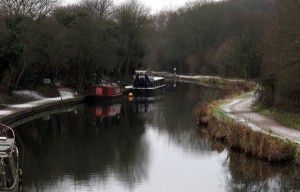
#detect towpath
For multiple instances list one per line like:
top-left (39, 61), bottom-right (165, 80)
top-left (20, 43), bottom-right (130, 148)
top-left (0, 88), bottom-right (83, 126)
top-left (221, 93), bottom-right (300, 144)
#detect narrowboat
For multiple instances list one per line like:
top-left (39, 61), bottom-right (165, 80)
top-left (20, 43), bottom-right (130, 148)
top-left (85, 83), bottom-right (122, 102)
top-left (0, 124), bottom-right (20, 192)
top-left (125, 70), bottom-right (166, 95)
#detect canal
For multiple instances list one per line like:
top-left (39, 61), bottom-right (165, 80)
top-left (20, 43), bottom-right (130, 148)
top-left (15, 81), bottom-right (300, 191)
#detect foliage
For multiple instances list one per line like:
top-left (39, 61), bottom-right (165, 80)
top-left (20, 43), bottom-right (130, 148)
top-left (0, 0), bottom-right (299, 113)
top-left (258, 0), bottom-right (300, 111)
top-left (0, 16), bottom-right (25, 93)
top-left (146, 0), bottom-right (270, 76)
top-left (113, 0), bottom-right (149, 84)
top-left (0, 0), bottom-right (58, 19)
top-left (201, 101), bottom-right (297, 162)
top-left (0, 0), bottom-right (149, 92)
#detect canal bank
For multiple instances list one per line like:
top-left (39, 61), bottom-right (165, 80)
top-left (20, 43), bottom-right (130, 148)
top-left (198, 91), bottom-right (299, 163)
top-left (3, 80), bottom-right (300, 192)
top-left (221, 93), bottom-right (300, 144)
top-left (0, 95), bottom-right (84, 127)
top-left (1, 73), bottom-right (299, 163)
top-left (153, 71), bottom-right (248, 88)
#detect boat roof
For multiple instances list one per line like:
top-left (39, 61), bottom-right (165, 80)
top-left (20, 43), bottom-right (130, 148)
top-left (135, 70), bottom-right (164, 81)
top-left (154, 76), bottom-right (164, 81)
top-left (95, 83), bottom-right (119, 88)
top-left (135, 70), bottom-right (153, 75)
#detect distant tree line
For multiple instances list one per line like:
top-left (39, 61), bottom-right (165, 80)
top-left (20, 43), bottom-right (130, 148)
top-left (0, 0), bottom-right (299, 111)
top-left (145, 0), bottom-right (270, 78)
top-left (144, 0), bottom-right (300, 111)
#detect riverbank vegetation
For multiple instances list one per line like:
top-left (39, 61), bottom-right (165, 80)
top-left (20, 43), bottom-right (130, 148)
top-left (194, 79), bottom-right (299, 163)
top-left (196, 77), bottom-right (255, 92)
top-left (0, 0), bottom-right (149, 95)
top-left (252, 105), bottom-right (300, 130)
top-left (0, 0), bottom-right (299, 113)
top-left (196, 96), bottom-right (298, 163)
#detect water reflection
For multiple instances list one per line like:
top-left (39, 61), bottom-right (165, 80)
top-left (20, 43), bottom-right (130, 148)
top-left (16, 100), bottom-right (149, 191)
top-left (226, 150), bottom-right (300, 192)
top-left (90, 103), bottom-right (121, 117)
top-left (12, 81), bottom-right (300, 191)
top-left (131, 96), bottom-right (164, 113)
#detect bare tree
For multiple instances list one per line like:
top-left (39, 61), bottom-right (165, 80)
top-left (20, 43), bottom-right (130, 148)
top-left (0, 0), bottom-right (58, 18)
top-left (81, 0), bottom-right (113, 18)
top-left (114, 0), bottom-right (150, 82)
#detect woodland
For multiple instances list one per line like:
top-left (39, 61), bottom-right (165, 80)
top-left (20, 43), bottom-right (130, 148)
top-left (0, 0), bottom-right (299, 111)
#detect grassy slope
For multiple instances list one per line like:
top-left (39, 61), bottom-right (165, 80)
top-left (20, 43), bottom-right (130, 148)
top-left (209, 99), bottom-right (298, 162)
top-left (252, 105), bottom-right (300, 130)
top-left (197, 88), bottom-right (299, 163)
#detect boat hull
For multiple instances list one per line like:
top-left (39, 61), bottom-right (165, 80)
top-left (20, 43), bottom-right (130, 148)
top-left (125, 85), bottom-right (166, 96)
top-left (85, 94), bottom-right (122, 103)
top-left (0, 124), bottom-right (20, 192)
top-left (3, 174), bottom-right (19, 192)
top-left (125, 70), bottom-right (166, 96)
top-left (86, 83), bottom-right (122, 103)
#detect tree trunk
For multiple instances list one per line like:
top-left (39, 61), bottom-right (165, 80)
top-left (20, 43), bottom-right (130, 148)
top-left (15, 65), bottom-right (26, 87)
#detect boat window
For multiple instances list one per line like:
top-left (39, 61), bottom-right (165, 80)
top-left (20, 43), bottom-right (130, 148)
top-left (138, 75), bottom-right (145, 79)
top-left (148, 75), bottom-right (154, 81)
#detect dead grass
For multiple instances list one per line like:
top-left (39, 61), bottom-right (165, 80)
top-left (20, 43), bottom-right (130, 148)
top-left (252, 104), bottom-right (300, 130)
top-left (195, 79), bottom-right (298, 163)
top-left (226, 119), bottom-right (296, 162)
top-left (196, 77), bottom-right (255, 93)
top-left (204, 102), bottom-right (297, 163)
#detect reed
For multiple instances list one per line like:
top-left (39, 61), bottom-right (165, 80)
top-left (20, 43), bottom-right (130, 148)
top-left (205, 104), bottom-right (297, 162)
top-left (196, 77), bottom-right (255, 93)
top-left (195, 79), bottom-right (297, 163)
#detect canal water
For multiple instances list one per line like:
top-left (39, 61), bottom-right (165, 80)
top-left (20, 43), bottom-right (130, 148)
top-left (15, 82), bottom-right (300, 192)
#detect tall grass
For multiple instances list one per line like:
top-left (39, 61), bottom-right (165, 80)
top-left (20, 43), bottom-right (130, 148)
top-left (206, 106), bottom-right (297, 162)
top-left (195, 79), bottom-right (297, 162)
top-left (196, 77), bottom-right (255, 93)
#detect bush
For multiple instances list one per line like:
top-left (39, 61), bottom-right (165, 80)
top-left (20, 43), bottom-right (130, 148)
top-left (255, 75), bottom-right (276, 107)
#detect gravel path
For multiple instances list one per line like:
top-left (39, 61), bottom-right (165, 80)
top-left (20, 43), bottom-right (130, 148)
top-left (220, 93), bottom-right (300, 144)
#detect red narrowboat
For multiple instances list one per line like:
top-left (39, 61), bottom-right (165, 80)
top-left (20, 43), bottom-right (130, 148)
top-left (85, 83), bottom-right (122, 102)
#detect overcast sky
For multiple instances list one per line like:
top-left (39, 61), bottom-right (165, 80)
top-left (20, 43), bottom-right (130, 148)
top-left (60, 0), bottom-right (220, 14)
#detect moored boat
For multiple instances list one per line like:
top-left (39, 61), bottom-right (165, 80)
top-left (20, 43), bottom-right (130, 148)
top-left (125, 70), bottom-right (166, 95)
top-left (85, 83), bottom-right (122, 102)
top-left (0, 124), bottom-right (20, 192)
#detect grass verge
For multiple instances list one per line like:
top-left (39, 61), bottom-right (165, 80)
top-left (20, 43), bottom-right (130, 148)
top-left (252, 105), bottom-right (300, 130)
top-left (196, 77), bottom-right (255, 91)
top-left (208, 114), bottom-right (297, 162)
top-left (195, 80), bottom-right (298, 163)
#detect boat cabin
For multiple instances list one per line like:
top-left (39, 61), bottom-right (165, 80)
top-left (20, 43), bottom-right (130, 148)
top-left (89, 84), bottom-right (121, 97)
top-left (133, 71), bottom-right (165, 89)
top-left (86, 83), bottom-right (122, 103)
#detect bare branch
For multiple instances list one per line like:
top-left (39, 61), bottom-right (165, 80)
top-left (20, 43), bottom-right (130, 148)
top-left (81, 0), bottom-right (113, 19)
top-left (0, 0), bottom-right (58, 18)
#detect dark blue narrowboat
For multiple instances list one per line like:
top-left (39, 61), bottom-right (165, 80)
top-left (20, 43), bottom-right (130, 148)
top-left (125, 70), bottom-right (166, 95)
